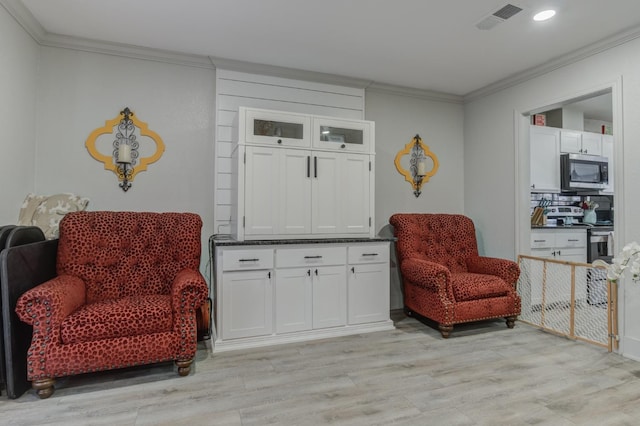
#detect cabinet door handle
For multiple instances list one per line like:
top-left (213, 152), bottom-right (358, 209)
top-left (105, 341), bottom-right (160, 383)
top-left (239, 258), bottom-right (260, 262)
top-left (304, 255), bottom-right (323, 259)
top-left (351, 267), bottom-right (355, 273)
top-left (315, 269), bottom-right (318, 276)
top-left (362, 253), bottom-right (379, 256)
top-left (307, 269), bottom-right (311, 276)
top-left (307, 156), bottom-right (310, 178)
top-left (341, 144), bottom-right (346, 149)
top-left (277, 139), bottom-right (282, 144)
top-left (533, 240), bottom-right (546, 243)
top-left (314, 156), bottom-right (317, 178)
top-left (268, 271), bottom-right (271, 279)
top-left (568, 239), bottom-right (579, 242)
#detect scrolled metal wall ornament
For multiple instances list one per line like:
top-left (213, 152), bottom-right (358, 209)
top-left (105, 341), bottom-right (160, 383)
top-left (394, 134), bottom-right (439, 197)
top-left (85, 107), bottom-right (165, 192)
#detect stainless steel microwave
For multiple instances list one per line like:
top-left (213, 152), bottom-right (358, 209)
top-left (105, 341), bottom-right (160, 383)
top-left (560, 153), bottom-right (608, 191)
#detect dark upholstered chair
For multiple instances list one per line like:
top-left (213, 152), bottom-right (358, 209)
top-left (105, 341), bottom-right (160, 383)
top-left (389, 213), bottom-right (521, 338)
top-left (15, 211), bottom-right (208, 398)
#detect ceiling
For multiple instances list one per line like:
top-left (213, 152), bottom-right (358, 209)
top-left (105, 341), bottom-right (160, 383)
top-left (14, 0), bottom-right (640, 98)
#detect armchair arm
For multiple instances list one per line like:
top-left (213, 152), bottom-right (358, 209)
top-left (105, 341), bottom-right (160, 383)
top-left (170, 269), bottom-right (209, 315)
top-left (15, 275), bottom-right (86, 345)
top-left (466, 255), bottom-right (520, 286)
top-left (401, 258), bottom-right (453, 297)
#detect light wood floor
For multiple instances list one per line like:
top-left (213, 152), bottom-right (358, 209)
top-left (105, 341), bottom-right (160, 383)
top-left (2, 313), bottom-right (640, 425)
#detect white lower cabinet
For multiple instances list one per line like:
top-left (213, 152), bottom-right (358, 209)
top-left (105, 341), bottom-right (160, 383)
top-left (221, 270), bottom-right (273, 340)
top-left (348, 245), bottom-right (390, 325)
top-left (214, 242), bottom-right (393, 352)
top-left (312, 265), bottom-right (347, 329)
top-left (530, 229), bottom-right (587, 306)
top-left (275, 267), bottom-right (312, 334)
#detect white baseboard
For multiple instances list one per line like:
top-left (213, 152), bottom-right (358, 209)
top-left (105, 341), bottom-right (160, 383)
top-left (213, 320), bottom-right (395, 353)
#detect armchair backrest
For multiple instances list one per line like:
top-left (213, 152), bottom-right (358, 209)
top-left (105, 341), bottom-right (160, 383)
top-left (389, 213), bottom-right (479, 273)
top-left (57, 211), bottom-right (202, 303)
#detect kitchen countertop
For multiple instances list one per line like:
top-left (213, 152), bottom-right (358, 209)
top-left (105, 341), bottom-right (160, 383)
top-left (209, 235), bottom-right (396, 247)
top-left (531, 225), bottom-right (591, 229)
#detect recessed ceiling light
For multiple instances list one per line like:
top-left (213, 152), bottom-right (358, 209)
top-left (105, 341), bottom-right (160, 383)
top-left (533, 9), bottom-right (556, 21)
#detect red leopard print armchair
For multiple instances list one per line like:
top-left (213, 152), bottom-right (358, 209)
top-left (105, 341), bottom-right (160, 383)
top-left (15, 211), bottom-right (208, 398)
top-left (389, 213), bottom-right (520, 338)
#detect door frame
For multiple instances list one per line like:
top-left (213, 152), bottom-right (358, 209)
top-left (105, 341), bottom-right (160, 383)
top-left (513, 76), bottom-right (625, 349)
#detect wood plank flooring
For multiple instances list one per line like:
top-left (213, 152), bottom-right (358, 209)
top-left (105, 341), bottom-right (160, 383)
top-left (2, 313), bottom-right (640, 425)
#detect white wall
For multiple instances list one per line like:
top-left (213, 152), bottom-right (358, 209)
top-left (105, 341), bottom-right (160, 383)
top-left (464, 36), bottom-right (640, 359)
top-left (0, 5), bottom-right (39, 224)
top-left (365, 89), bottom-right (464, 308)
top-left (34, 46), bottom-right (215, 276)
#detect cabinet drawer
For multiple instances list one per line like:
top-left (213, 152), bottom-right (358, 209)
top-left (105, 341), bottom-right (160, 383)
top-left (348, 245), bottom-right (389, 264)
top-left (222, 249), bottom-right (274, 271)
top-left (530, 233), bottom-right (554, 249)
top-left (276, 246), bottom-right (346, 268)
top-left (555, 232), bottom-right (586, 248)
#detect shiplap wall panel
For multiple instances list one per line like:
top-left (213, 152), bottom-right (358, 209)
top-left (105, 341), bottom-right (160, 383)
top-left (219, 80), bottom-right (364, 112)
top-left (213, 69), bottom-right (365, 235)
top-left (217, 95), bottom-right (363, 119)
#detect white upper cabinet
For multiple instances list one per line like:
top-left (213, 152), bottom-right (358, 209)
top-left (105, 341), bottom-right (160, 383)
top-left (243, 109), bottom-right (311, 148)
top-left (312, 117), bottom-right (372, 153)
top-left (233, 107), bottom-right (375, 240)
top-left (560, 129), bottom-right (602, 156)
top-left (581, 132), bottom-right (603, 156)
top-left (530, 125), bottom-right (561, 193)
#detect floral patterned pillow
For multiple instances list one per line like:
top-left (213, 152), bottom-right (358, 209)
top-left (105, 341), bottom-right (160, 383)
top-left (17, 193), bottom-right (90, 239)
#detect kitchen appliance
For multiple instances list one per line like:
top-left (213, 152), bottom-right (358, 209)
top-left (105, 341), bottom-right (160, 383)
top-left (587, 226), bottom-right (613, 305)
top-left (561, 153), bottom-right (609, 192)
top-left (544, 206), bottom-right (583, 226)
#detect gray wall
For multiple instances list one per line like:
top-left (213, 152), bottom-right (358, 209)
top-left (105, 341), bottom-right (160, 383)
top-left (0, 5), bottom-right (39, 224)
top-left (365, 89), bottom-right (464, 308)
top-left (464, 35), bottom-right (640, 360)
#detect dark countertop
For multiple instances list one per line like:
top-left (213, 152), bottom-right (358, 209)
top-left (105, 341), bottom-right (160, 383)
top-left (531, 225), bottom-right (590, 230)
top-left (209, 235), bottom-right (395, 247)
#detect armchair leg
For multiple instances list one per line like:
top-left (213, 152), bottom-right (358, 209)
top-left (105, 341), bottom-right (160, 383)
top-left (438, 324), bottom-right (453, 338)
top-left (506, 316), bottom-right (517, 329)
top-left (176, 359), bottom-right (193, 376)
top-left (32, 378), bottom-right (55, 399)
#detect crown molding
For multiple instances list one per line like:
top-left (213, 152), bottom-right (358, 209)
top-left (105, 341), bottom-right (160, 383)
top-left (0, 0), bottom-right (46, 42)
top-left (366, 82), bottom-right (463, 104)
top-left (209, 56), bottom-right (373, 89)
top-left (42, 33), bottom-right (214, 69)
top-left (6, 0), bottom-right (640, 103)
top-left (464, 24), bottom-right (640, 102)
top-left (1, 0), bottom-right (213, 70)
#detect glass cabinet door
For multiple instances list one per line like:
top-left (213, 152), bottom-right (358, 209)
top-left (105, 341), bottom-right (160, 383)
top-left (312, 118), bottom-right (371, 153)
top-left (245, 109), bottom-right (311, 147)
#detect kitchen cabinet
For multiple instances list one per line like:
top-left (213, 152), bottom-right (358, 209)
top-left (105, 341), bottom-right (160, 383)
top-left (213, 241), bottom-right (394, 352)
top-left (530, 125), bottom-right (561, 192)
top-left (601, 134), bottom-right (614, 193)
top-left (560, 130), bottom-right (602, 155)
top-left (530, 229), bottom-right (587, 306)
top-left (234, 107), bottom-right (375, 240)
top-left (275, 246), bottom-right (347, 333)
top-left (244, 108), bottom-right (311, 148)
top-left (220, 248), bottom-right (274, 340)
top-left (312, 117), bottom-right (371, 153)
top-left (347, 245), bottom-right (390, 325)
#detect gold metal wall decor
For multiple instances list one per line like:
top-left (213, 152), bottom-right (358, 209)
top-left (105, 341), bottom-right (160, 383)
top-left (394, 134), bottom-right (439, 197)
top-left (85, 107), bottom-right (165, 191)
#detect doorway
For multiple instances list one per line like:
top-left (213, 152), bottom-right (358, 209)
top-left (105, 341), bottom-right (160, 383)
top-left (515, 79), bottom-right (624, 351)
